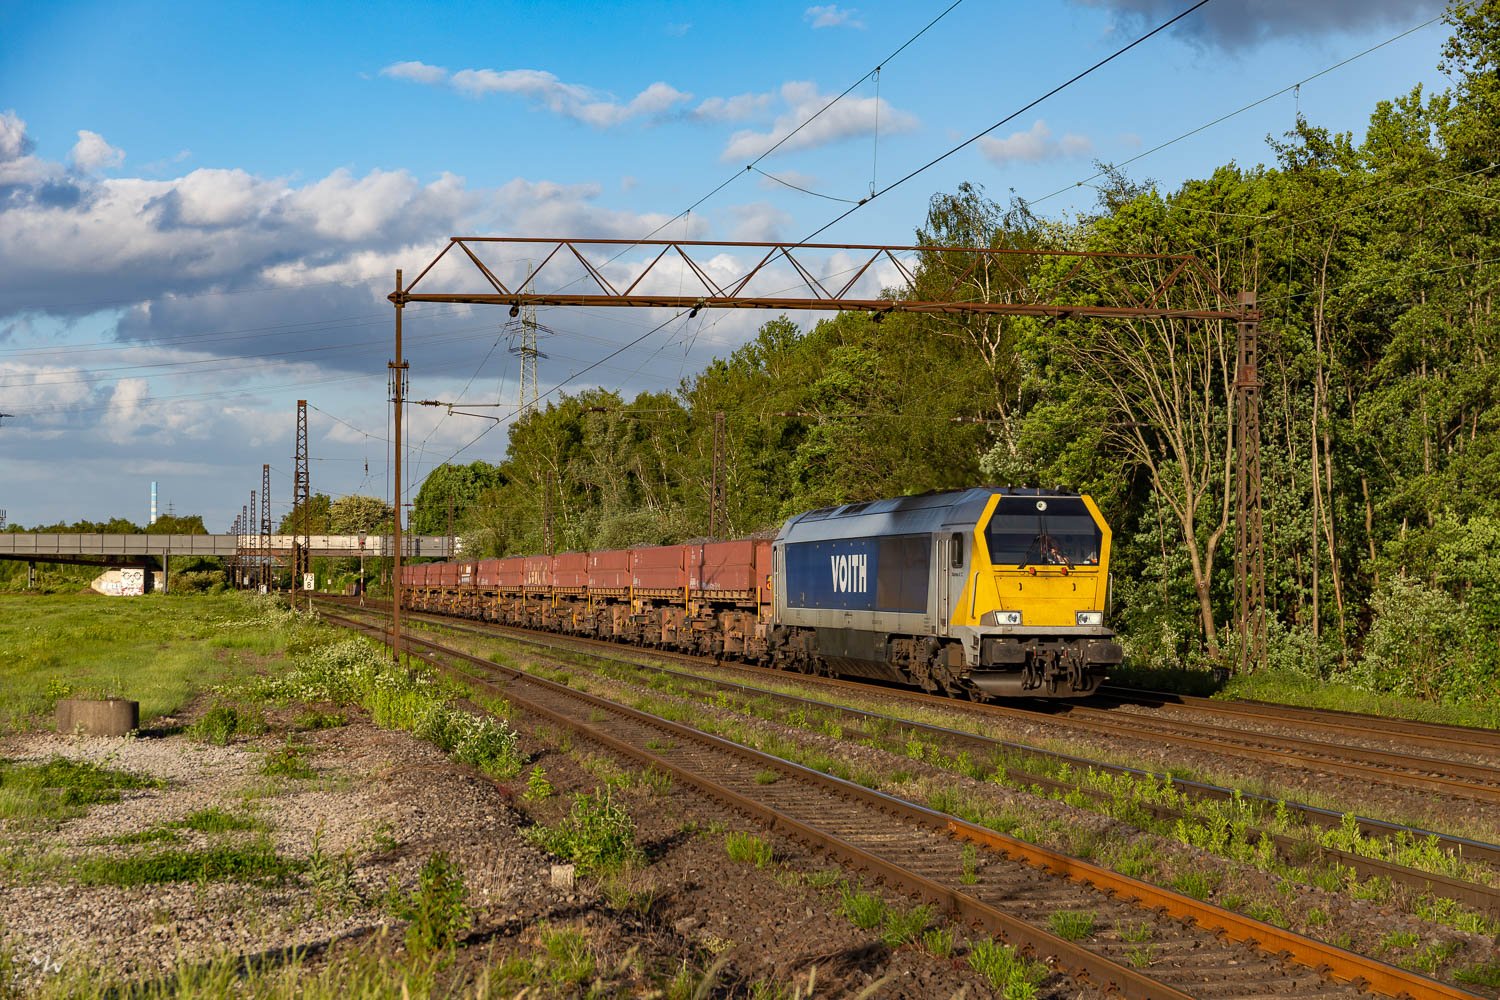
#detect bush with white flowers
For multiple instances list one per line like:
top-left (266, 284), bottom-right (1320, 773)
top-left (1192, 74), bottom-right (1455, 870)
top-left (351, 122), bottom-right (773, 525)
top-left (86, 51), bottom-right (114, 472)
top-left (238, 622), bottom-right (524, 779)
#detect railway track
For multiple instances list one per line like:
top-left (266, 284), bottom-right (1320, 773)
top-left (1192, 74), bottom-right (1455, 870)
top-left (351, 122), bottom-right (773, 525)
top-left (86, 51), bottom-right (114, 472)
top-left (324, 599), bottom-right (1500, 920)
top-left (319, 597), bottom-right (1500, 864)
top-left (1097, 686), bottom-right (1500, 758)
top-left (331, 599), bottom-right (1500, 806)
top-left (318, 607), bottom-right (1482, 1000)
top-left (1031, 700), bottom-right (1500, 806)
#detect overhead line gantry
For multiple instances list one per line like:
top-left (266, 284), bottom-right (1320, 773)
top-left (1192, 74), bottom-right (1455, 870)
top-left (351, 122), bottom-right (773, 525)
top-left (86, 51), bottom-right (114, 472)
top-left (387, 237), bottom-right (1263, 671)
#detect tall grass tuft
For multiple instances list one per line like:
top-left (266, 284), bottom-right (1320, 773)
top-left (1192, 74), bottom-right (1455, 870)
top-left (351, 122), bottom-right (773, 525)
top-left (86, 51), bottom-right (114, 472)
top-left (386, 851), bottom-right (471, 956)
top-left (524, 788), bottom-right (641, 875)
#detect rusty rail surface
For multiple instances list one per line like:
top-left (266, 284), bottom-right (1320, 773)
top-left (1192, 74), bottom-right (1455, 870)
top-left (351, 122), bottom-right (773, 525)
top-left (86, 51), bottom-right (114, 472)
top-left (320, 605), bottom-right (1482, 999)
top-left (1098, 686), bottom-right (1500, 756)
top-left (324, 596), bottom-right (1500, 869)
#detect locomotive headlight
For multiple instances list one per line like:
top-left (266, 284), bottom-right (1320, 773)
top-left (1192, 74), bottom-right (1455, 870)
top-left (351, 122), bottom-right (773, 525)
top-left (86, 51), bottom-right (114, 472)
top-left (997, 611), bottom-right (1022, 626)
top-left (1076, 611), bottom-right (1104, 626)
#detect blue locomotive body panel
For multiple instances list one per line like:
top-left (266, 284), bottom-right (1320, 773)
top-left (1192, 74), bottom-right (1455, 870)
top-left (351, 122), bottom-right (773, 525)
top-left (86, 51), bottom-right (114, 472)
top-left (784, 534), bottom-right (931, 613)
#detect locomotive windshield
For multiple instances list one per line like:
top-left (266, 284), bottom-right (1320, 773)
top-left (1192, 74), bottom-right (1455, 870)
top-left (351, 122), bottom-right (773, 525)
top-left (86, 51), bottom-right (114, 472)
top-left (984, 496), bottom-right (1102, 567)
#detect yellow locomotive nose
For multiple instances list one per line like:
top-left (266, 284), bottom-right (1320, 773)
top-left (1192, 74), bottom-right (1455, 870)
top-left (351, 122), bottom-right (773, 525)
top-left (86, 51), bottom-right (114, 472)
top-left (952, 493), bottom-right (1111, 630)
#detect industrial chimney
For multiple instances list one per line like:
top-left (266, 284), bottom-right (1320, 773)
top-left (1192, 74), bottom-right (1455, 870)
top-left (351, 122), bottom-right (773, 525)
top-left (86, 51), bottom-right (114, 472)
top-left (150, 481), bottom-right (158, 525)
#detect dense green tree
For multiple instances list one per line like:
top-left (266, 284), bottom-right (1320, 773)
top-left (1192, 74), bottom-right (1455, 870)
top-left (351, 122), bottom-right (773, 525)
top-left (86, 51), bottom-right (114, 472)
top-left (279, 492), bottom-right (332, 534)
top-left (145, 513), bottom-right (207, 535)
top-left (411, 462), bottom-right (505, 536)
top-left (329, 495), bottom-right (392, 535)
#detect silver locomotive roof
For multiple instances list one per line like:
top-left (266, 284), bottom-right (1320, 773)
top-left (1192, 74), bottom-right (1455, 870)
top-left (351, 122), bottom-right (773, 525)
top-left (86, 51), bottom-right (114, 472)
top-left (775, 487), bottom-right (1082, 544)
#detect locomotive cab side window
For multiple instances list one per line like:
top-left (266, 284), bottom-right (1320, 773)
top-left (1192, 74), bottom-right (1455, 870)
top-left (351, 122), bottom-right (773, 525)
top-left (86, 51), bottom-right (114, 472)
top-left (984, 497), bottom-right (1102, 566)
top-left (950, 533), bottom-right (964, 568)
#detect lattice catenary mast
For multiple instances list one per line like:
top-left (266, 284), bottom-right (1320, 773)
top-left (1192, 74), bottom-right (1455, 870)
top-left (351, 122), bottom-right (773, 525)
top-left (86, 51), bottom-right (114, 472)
top-left (246, 493), bottom-right (255, 591)
top-left (260, 464), bottom-right (272, 592)
top-left (293, 400), bottom-right (310, 594)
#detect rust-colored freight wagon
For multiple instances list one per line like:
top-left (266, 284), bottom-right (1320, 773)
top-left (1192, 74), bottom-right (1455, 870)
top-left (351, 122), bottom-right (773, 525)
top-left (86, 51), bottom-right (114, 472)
top-left (693, 539), bottom-right (772, 606)
top-left (587, 549), bottom-right (631, 594)
top-left (553, 551), bottom-right (589, 593)
top-left (495, 557), bottom-right (526, 591)
top-left (631, 545), bottom-right (689, 598)
top-left (523, 555), bottom-right (553, 591)
top-left (436, 562), bottom-right (459, 588)
top-left (475, 559), bottom-right (503, 588)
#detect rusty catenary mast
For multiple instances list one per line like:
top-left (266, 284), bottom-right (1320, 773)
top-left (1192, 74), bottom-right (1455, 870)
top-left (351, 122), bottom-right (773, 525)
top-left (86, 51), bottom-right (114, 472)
top-left (293, 400), bottom-right (310, 595)
top-left (246, 493), bottom-right (255, 590)
top-left (709, 410), bottom-right (726, 540)
top-left (1234, 293), bottom-right (1266, 672)
top-left (389, 271), bottom-right (408, 664)
top-left (260, 464), bottom-right (272, 592)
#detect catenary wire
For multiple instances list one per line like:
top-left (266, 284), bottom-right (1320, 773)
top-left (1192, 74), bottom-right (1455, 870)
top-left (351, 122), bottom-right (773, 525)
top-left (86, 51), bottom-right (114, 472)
top-left (1025, 8), bottom-right (1460, 209)
top-left (797, 0), bottom-right (1214, 243)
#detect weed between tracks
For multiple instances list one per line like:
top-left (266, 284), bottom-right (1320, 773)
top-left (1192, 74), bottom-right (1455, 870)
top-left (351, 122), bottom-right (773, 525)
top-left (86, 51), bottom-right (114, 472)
top-left (523, 787), bottom-right (641, 876)
top-left (413, 618), bottom-right (1500, 977)
top-left (724, 830), bottom-right (774, 867)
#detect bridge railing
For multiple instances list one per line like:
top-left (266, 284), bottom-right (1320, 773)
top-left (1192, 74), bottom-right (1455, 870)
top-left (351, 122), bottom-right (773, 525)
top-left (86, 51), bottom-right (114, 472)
top-left (0, 534), bottom-right (455, 559)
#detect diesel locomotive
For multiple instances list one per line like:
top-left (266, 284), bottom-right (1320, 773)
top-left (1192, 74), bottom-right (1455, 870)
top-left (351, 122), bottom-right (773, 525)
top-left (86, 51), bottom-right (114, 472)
top-left (402, 486), bottom-right (1122, 698)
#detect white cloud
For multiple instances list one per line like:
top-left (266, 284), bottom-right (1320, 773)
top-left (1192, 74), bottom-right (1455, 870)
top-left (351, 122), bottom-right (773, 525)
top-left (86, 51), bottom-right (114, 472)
top-left (804, 5), bottom-right (865, 29)
top-left (729, 202), bottom-right (795, 243)
top-left (380, 60), bottom-right (449, 84)
top-left (664, 21), bottom-right (692, 36)
top-left (70, 130), bottom-right (125, 172)
top-left (977, 120), bottom-right (1093, 165)
top-left (693, 92), bottom-right (774, 123)
top-left (0, 126), bottom-right (713, 369)
top-left (721, 81), bottom-right (917, 162)
top-left (0, 112), bottom-right (54, 189)
top-left (0, 110), bottom-right (32, 161)
top-left (387, 63), bottom-right (693, 127)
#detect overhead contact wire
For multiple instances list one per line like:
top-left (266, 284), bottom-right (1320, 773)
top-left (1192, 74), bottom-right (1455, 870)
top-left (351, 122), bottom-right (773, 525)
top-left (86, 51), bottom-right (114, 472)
top-left (800, 0), bottom-right (1216, 242)
top-left (1026, 8), bottom-right (1457, 208)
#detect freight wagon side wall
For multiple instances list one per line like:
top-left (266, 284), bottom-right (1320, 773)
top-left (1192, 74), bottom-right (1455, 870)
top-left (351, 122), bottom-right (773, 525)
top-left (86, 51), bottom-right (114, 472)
top-left (523, 555), bottom-right (554, 588)
top-left (476, 559), bottom-right (502, 588)
top-left (553, 551), bottom-right (589, 589)
top-left (497, 557), bottom-right (526, 589)
top-left (588, 549), bottom-right (631, 590)
top-left (632, 545), bottom-right (688, 592)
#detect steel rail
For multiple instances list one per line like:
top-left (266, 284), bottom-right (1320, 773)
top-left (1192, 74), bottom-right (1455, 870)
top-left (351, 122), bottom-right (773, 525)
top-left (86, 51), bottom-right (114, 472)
top-left (341, 601), bottom-right (1500, 915)
top-left (1098, 686), bottom-right (1500, 755)
top-left (321, 609), bottom-right (1481, 1000)
top-left (319, 596), bottom-right (1500, 868)
top-left (1034, 703), bottom-right (1500, 803)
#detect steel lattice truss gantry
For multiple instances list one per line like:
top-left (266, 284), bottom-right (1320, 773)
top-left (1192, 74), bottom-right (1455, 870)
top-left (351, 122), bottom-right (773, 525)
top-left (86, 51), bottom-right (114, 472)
top-left (391, 237), bottom-right (1245, 321)
top-left (386, 237), bottom-right (1264, 670)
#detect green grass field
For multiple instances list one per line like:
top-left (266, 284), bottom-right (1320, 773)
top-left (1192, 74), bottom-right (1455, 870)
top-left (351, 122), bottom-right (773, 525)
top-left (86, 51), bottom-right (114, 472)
top-left (0, 592), bottom-right (295, 732)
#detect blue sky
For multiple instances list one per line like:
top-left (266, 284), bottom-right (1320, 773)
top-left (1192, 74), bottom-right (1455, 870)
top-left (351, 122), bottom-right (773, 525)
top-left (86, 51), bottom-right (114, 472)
top-left (0, 0), bottom-right (1456, 530)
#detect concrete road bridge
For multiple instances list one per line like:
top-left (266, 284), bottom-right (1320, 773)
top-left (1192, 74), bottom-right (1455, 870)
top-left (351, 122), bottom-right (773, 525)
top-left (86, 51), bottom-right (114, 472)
top-left (0, 534), bottom-right (455, 566)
